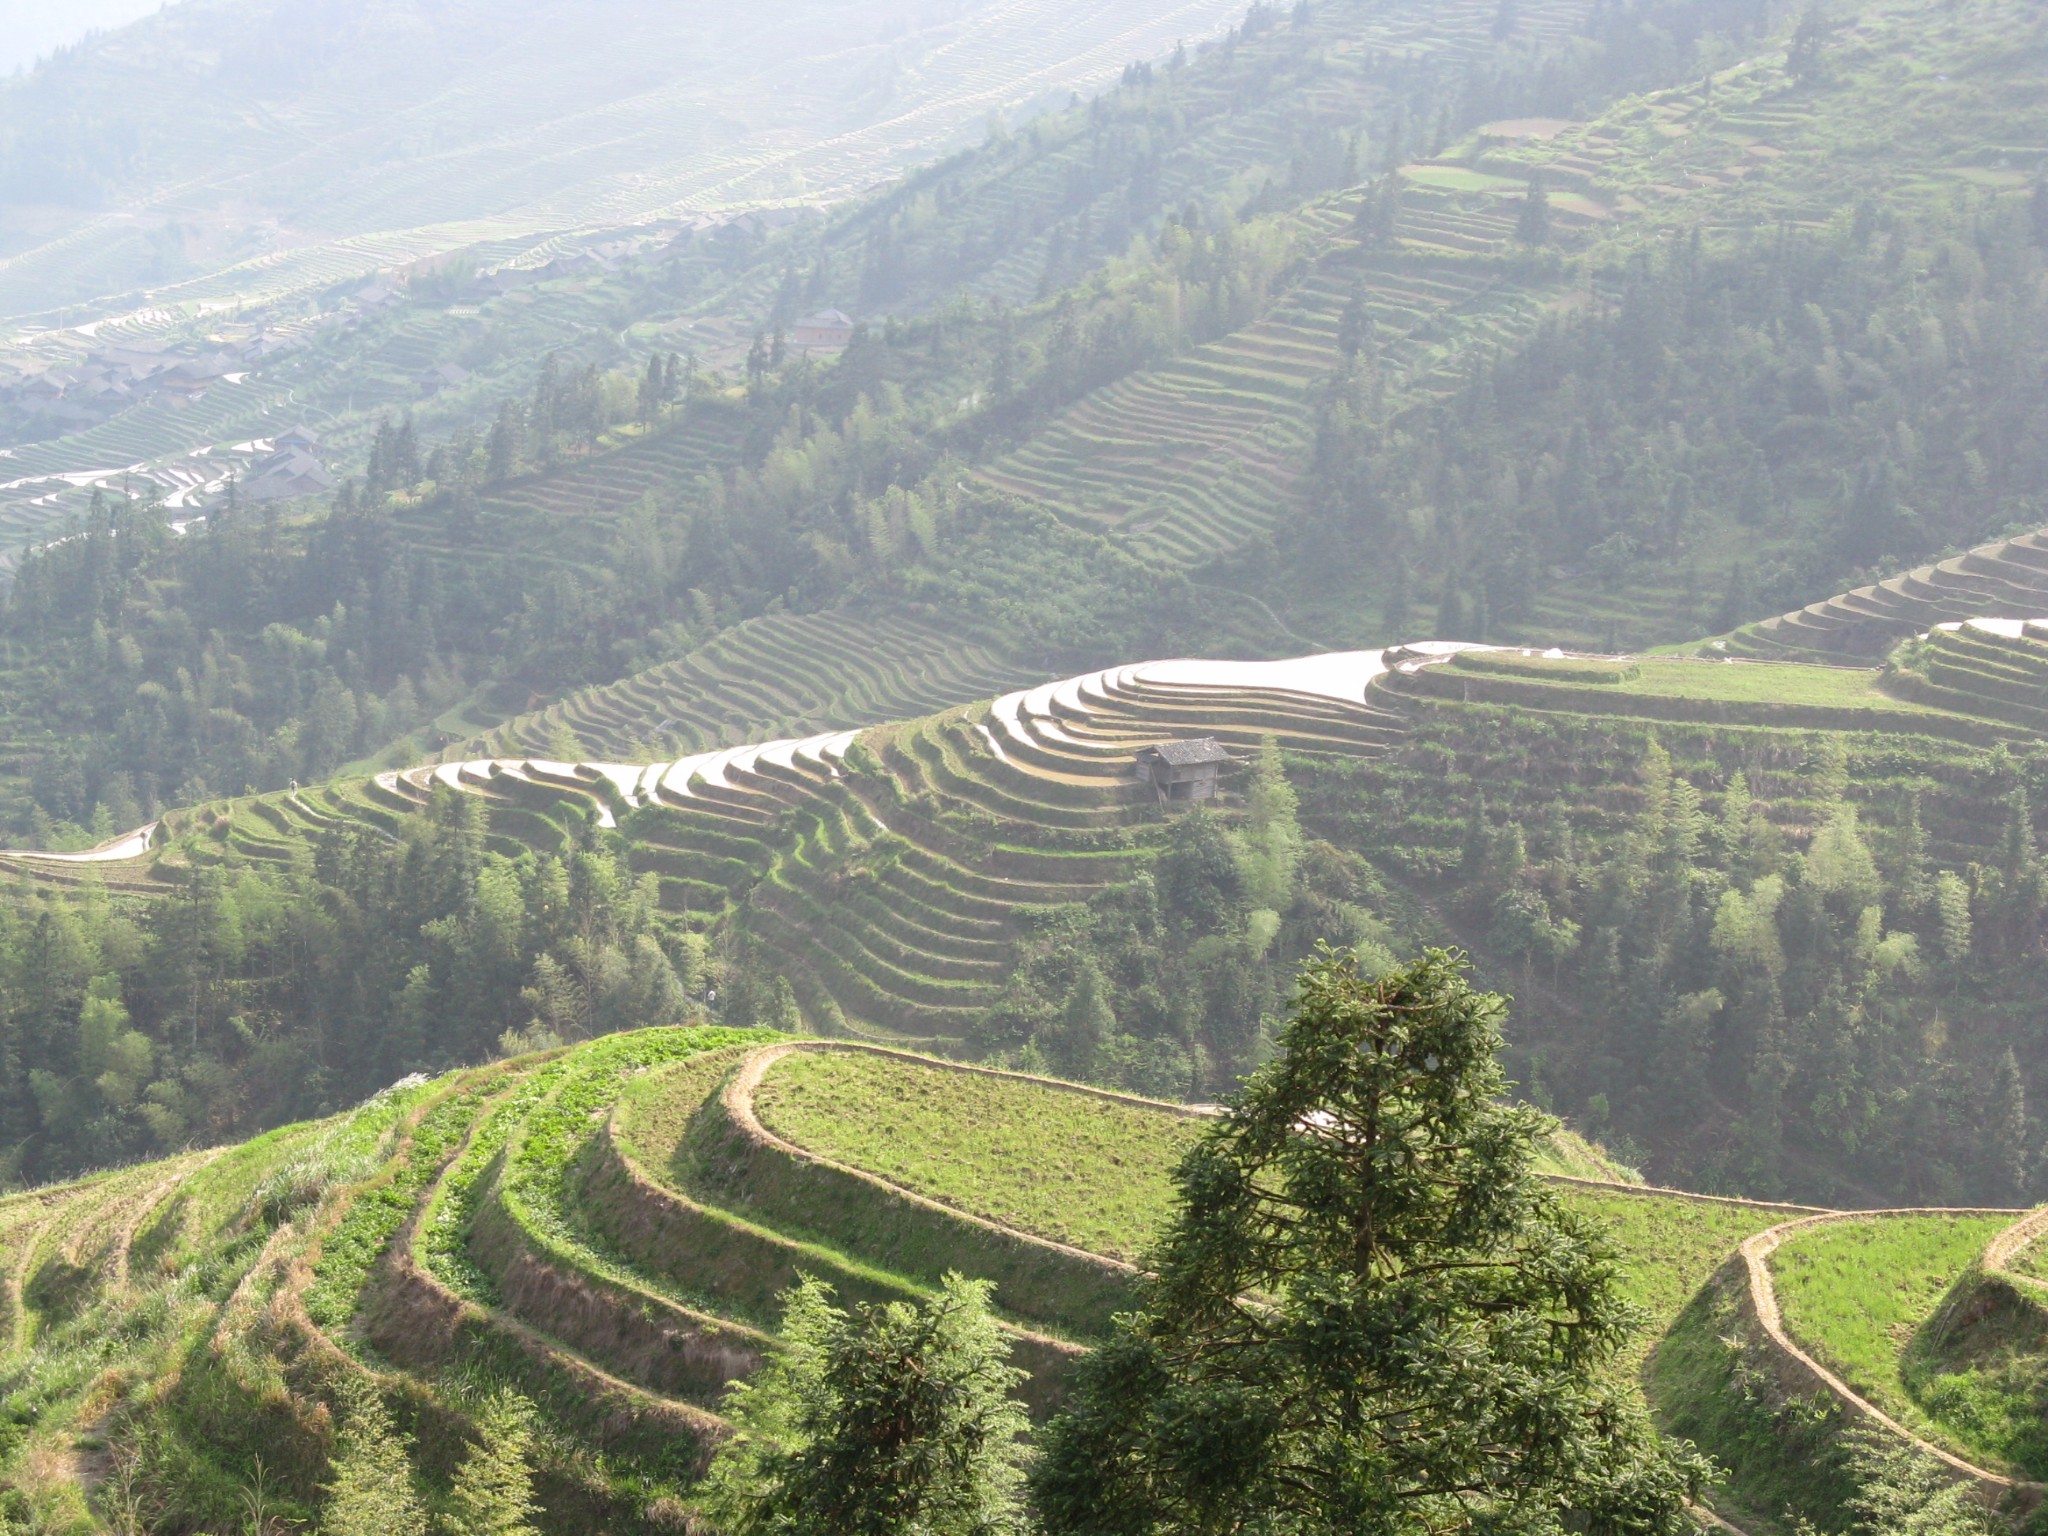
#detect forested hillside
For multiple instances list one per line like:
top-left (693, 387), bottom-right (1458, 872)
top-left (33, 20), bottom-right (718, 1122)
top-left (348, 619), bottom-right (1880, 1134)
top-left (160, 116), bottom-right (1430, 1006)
top-left (0, 0), bottom-right (2045, 1209)
top-left (0, 0), bottom-right (1958, 837)
top-left (7, 0), bottom-right (2048, 1530)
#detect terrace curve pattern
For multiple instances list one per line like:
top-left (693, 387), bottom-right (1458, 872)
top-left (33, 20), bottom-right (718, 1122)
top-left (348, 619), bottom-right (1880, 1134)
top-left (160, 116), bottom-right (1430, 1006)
top-left (0, 1029), bottom-right (1290, 1529)
top-left (1739, 1210), bottom-right (2043, 1504)
top-left (16, 1023), bottom-right (2045, 1535)
top-left (1735, 527), bottom-right (2048, 664)
top-left (403, 649), bottom-right (1410, 1041)
top-left (55, 646), bottom-right (1453, 1047)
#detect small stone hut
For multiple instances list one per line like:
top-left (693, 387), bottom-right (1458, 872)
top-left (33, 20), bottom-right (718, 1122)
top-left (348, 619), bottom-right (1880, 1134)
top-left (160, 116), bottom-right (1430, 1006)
top-left (1134, 738), bottom-right (1231, 803)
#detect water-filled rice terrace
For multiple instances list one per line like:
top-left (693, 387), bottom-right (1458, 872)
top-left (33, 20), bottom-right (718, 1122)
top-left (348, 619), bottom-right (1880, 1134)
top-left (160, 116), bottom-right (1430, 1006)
top-left (19, 593), bottom-right (2048, 1046)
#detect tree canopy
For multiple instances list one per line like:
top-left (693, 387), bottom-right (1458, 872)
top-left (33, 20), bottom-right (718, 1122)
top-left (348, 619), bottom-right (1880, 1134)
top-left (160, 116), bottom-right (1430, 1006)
top-left (1032, 947), bottom-right (1707, 1535)
top-left (703, 1273), bottom-right (1030, 1536)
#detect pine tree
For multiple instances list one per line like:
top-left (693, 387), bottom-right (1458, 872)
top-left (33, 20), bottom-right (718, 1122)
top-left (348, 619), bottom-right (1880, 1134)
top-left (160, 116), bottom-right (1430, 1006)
top-left (1033, 950), bottom-right (1707, 1535)
top-left (321, 1386), bottom-right (428, 1536)
top-left (1236, 736), bottom-right (1302, 911)
top-left (1845, 1432), bottom-right (2002, 1536)
top-left (1057, 959), bottom-right (1115, 1077)
top-left (486, 401), bottom-right (522, 482)
top-left (1337, 282), bottom-right (1370, 359)
top-left (1932, 871), bottom-right (1972, 968)
top-left (1985, 1047), bottom-right (2029, 1202)
top-left (1786, 7), bottom-right (1829, 83)
top-left (702, 1274), bottom-right (1028, 1536)
top-left (443, 1390), bottom-right (542, 1536)
top-left (639, 354), bottom-right (666, 423)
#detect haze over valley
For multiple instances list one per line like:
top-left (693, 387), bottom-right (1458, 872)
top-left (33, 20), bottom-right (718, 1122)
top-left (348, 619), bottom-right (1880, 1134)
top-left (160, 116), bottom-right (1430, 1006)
top-left (1, 2), bottom-right (2047, 1533)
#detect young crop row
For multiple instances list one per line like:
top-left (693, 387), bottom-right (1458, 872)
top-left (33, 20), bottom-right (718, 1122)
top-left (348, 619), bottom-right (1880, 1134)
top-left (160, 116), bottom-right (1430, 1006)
top-left (421, 1066), bottom-right (574, 1306)
top-left (303, 1070), bottom-right (527, 1332)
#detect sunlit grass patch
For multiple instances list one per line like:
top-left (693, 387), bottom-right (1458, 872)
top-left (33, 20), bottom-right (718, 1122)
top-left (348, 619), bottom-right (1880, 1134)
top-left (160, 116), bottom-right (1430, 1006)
top-left (751, 1050), bottom-right (1200, 1264)
top-left (1772, 1212), bottom-right (2010, 1453)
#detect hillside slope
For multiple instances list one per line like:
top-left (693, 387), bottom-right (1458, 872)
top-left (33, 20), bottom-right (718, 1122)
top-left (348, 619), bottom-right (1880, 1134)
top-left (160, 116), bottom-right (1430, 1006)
top-left (0, 1028), bottom-right (1868, 1535)
top-left (8, 579), bottom-right (2048, 1207)
top-left (0, 0), bottom-right (1245, 324)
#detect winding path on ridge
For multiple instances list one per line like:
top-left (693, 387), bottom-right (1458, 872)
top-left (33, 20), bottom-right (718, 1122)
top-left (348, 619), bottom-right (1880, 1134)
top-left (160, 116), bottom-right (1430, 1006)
top-left (1741, 1208), bottom-right (2045, 1500)
top-left (1981, 1204), bottom-right (2048, 1288)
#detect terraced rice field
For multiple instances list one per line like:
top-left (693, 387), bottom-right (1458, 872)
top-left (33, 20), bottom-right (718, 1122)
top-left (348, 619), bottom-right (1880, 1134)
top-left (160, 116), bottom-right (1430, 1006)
top-left (1377, 645), bottom-right (2019, 747)
top-left (1734, 531), bottom-right (2048, 663)
top-left (4, 1018), bottom-right (2024, 1534)
top-left (21, 608), bottom-right (2048, 1053)
top-left (751, 1048), bottom-right (1205, 1263)
top-left (28, 1031), bottom-right (1647, 1532)
top-left (130, 650), bottom-right (1410, 1048)
top-left (975, 234), bottom-right (1559, 571)
top-left (490, 610), bottom-right (1040, 762)
top-left (737, 1041), bottom-right (1796, 1389)
top-left (0, 0), bottom-right (1263, 325)
top-left (1768, 1211), bottom-right (2017, 1465)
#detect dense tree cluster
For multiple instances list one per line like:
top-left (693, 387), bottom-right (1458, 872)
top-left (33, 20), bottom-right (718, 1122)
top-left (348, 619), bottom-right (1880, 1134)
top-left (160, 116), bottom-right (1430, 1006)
top-left (1303, 198), bottom-right (2048, 642)
top-left (1364, 725), bottom-right (2048, 1204)
top-left (971, 741), bottom-right (1401, 1097)
top-left (0, 790), bottom-right (698, 1183)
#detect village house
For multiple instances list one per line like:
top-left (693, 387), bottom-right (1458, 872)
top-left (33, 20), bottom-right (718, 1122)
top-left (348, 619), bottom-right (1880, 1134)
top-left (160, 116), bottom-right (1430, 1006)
top-left (241, 447), bottom-right (335, 504)
top-left (236, 425), bottom-right (333, 503)
top-left (417, 362), bottom-right (471, 396)
top-left (156, 352), bottom-right (236, 403)
top-left (351, 282), bottom-right (403, 312)
top-left (792, 308), bottom-right (856, 351)
top-left (1134, 738), bottom-right (1233, 803)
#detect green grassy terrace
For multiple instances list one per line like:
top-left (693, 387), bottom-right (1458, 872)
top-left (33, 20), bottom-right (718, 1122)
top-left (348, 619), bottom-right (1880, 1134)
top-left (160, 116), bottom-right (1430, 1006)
top-left (1771, 1213), bottom-right (2016, 1470)
top-left (3, 1024), bottom-right (2037, 1536)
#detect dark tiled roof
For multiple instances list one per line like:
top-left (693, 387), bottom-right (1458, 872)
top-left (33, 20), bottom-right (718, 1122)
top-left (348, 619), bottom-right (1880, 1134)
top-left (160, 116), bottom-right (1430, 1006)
top-left (1139, 737), bottom-right (1231, 767)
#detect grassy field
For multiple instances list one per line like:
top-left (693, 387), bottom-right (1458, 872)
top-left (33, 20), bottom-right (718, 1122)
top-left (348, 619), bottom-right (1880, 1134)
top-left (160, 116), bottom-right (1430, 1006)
top-left (1562, 1190), bottom-right (1787, 1360)
top-left (1771, 1213), bottom-right (2013, 1453)
top-left (1649, 1273), bottom-right (1864, 1535)
top-left (750, 1046), bottom-right (1758, 1314)
top-left (750, 1051), bottom-right (1202, 1263)
top-left (1450, 652), bottom-right (1944, 711)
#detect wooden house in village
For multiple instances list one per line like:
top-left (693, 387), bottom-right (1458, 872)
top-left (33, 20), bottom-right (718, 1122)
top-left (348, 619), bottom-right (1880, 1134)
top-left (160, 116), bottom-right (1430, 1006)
top-left (1134, 738), bottom-right (1232, 803)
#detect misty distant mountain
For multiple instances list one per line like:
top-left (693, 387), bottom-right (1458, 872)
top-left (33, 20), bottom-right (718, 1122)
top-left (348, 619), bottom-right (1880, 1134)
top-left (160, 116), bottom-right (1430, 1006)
top-left (0, 0), bottom-right (168, 75)
top-left (0, 0), bottom-right (1240, 323)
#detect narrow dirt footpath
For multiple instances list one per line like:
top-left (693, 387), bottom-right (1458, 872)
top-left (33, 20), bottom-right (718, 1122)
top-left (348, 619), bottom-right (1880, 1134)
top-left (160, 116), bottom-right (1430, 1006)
top-left (1741, 1209), bottom-right (2042, 1498)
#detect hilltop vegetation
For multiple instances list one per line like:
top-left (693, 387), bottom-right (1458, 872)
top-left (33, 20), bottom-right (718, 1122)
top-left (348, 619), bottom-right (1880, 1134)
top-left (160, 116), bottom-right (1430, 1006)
top-left (0, 0), bottom-right (1791, 839)
top-left (0, 983), bottom-right (1781, 1536)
